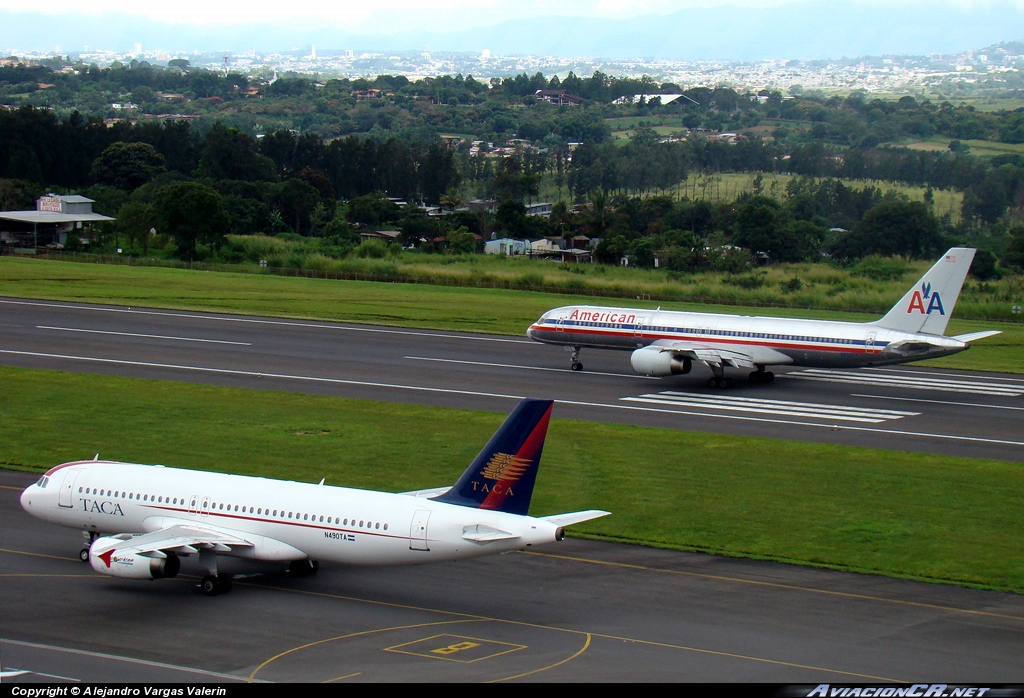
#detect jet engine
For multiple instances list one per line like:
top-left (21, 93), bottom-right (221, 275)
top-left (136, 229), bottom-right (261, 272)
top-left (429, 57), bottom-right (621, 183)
top-left (89, 537), bottom-right (181, 580)
top-left (630, 346), bottom-right (692, 377)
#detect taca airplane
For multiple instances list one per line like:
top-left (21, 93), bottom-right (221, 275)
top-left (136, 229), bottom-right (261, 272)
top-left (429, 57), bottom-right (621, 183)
top-left (528, 247), bottom-right (1000, 387)
top-left (20, 399), bottom-right (608, 596)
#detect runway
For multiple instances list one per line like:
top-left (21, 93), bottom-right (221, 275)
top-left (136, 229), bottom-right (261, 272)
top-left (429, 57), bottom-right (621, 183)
top-left (1, 297), bottom-right (1021, 461)
top-left (2, 470), bottom-right (1022, 683)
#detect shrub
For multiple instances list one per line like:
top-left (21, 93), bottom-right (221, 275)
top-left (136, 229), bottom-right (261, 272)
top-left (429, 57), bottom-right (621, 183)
top-left (781, 277), bottom-right (804, 293)
top-left (851, 255), bottom-right (911, 281)
top-left (724, 272), bottom-right (766, 289)
top-left (355, 239), bottom-right (390, 259)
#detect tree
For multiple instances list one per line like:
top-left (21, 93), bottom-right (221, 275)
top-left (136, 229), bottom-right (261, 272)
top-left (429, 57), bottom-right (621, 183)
top-left (115, 201), bottom-right (155, 254)
top-left (196, 123), bottom-right (276, 182)
top-left (153, 182), bottom-right (230, 259)
top-left (832, 200), bottom-right (943, 260)
top-left (446, 226), bottom-right (477, 254)
top-left (1002, 226), bottom-right (1024, 271)
top-left (90, 142), bottom-right (166, 191)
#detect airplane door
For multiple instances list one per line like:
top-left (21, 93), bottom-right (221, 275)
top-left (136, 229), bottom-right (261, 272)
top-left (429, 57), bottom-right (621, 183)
top-left (58, 470), bottom-right (81, 508)
top-left (866, 332), bottom-right (877, 354)
top-left (634, 315), bottom-right (646, 341)
top-left (188, 495), bottom-right (199, 515)
top-left (200, 496), bottom-right (211, 517)
top-left (410, 510), bottom-right (430, 551)
top-left (556, 313), bottom-right (566, 332)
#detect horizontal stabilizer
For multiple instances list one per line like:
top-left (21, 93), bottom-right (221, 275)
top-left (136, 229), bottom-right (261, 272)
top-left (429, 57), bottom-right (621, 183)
top-left (462, 524), bottom-right (519, 542)
top-left (952, 330), bottom-right (1002, 343)
top-left (400, 486), bottom-right (452, 498)
top-left (541, 510), bottom-right (612, 527)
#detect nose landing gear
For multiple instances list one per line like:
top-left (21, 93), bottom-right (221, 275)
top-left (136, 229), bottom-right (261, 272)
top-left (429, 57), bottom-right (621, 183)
top-left (80, 531), bottom-right (99, 562)
top-left (567, 346), bottom-right (583, 371)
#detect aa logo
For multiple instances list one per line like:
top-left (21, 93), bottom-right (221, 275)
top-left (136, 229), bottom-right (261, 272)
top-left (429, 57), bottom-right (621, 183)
top-left (907, 282), bottom-right (945, 315)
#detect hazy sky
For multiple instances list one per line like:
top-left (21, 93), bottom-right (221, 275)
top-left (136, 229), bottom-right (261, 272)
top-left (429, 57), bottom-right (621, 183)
top-left (3, 0), bottom-right (1022, 34)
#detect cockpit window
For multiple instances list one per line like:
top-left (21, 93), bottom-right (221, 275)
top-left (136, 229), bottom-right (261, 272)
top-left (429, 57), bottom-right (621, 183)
top-left (37, 476), bottom-right (49, 488)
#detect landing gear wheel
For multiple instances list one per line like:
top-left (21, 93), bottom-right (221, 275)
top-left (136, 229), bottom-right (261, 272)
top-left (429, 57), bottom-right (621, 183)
top-left (709, 376), bottom-right (733, 388)
top-left (201, 575), bottom-right (220, 596)
top-left (216, 573), bottom-right (233, 594)
top-left (79, 547), bottom-right (90, 563)
top-left (708, 377), bottom-right (719, 388)
top-left (571, 362), bottom-right (584, 371)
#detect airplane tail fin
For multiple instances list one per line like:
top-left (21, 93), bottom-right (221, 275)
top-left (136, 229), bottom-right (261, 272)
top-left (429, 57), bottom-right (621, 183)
top-left (431, 399), bottom-right (553, 516)
top-left (875, 248), bottom-right (975, 336)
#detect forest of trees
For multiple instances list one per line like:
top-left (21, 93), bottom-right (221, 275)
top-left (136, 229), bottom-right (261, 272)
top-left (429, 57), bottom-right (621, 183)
top-left (1, 62), bottom-right (1022, 274)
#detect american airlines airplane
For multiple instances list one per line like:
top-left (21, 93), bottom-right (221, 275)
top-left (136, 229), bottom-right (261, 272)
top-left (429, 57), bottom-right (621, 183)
top-left (20, 399), bottom-right (608, 596)
top-left (528, 248), bottom-right (1000, 387)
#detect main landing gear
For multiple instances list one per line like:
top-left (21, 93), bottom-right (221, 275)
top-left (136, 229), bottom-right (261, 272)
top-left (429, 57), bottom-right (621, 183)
top-left (566, 345), bottom-right (584, 371)
top-left (749, 368), bottom-right (775, 384)
top-left (201, 573), bottom-right (234, 596)
top-left (706, 367), bottom-right (775, 388)
top-left (288, 559), bottom-right (320, 577)
top-left (198, 548), bottom-right (233, 596)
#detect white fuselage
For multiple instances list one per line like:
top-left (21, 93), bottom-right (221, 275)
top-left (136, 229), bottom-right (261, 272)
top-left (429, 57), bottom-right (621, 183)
top-left (528, 305), bottom-right (968, 368)
top-left (20, 461), bottom-right (563, 566)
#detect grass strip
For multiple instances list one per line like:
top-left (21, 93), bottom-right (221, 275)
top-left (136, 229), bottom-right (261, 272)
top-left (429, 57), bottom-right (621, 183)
top-left (3, 366), bottom-right (1021, 593)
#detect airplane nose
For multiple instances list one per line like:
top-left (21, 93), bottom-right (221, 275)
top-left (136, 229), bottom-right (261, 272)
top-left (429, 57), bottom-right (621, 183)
top-left (20, 486), bottom-right (32, 512)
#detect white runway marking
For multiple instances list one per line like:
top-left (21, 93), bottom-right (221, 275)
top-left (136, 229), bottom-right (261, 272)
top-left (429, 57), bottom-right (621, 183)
top-left (3, 349), bottom-right (1023, 449)
top-left (622, 392), bottom-right (918, 423)
top-left (853, 394), bottom-right (1024, 412)
top-left (37, 326), bottom-right (252, 345)
top-left (784, 369), bottom-right (1023, 396)
top-left (406, 355), bottom-right (659, 379)
top-left (865, 367), bottom-right (1024, 383)
top-left (1, 637), bottom-right (255, 681)
top-left (1, 299), bottom-right (534, 344)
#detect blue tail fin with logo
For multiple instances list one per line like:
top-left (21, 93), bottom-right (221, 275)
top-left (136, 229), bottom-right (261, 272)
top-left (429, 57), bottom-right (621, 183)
top-left (431, 399), bottom-right (554, 516)
top-left (875, 248), bottom-right (975, 336)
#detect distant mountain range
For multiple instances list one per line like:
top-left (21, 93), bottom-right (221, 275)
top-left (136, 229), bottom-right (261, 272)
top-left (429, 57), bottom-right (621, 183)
top-left (3, 1), bottom-right (1023, 61)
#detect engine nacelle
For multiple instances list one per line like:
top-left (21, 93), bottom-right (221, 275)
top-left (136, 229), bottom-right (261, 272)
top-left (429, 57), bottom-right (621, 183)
top-left (89, 537), bottom-right (181, 580)
top-left (630, 346), bottom-right (692, 377)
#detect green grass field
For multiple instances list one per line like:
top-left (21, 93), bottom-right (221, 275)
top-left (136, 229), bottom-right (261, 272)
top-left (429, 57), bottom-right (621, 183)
top-left (900, 136), bottom-right (1024, 160)
top-left (2, 257), bottom-right (1021, 372)
top-left (3, 366), bottom-right (1021, 592)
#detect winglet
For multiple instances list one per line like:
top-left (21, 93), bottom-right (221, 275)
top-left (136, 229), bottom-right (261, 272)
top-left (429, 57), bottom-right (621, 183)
top-left (875, 248), bottom-right (975, 336)
top-left (431, 399), bottom-right (554, 515)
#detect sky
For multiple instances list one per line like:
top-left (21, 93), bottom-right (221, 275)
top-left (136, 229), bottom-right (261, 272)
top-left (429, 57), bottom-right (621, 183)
top-left (2, 0), bottom-right (1021, 34)
top-left (1, 0), bottom-right (1022, 59)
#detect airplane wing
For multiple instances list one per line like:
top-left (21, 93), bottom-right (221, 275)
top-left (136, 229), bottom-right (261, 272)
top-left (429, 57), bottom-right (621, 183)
top-left (100, 524), bottom-right (255, 559)
top-left (648, 339), bottom-right (759, 369)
